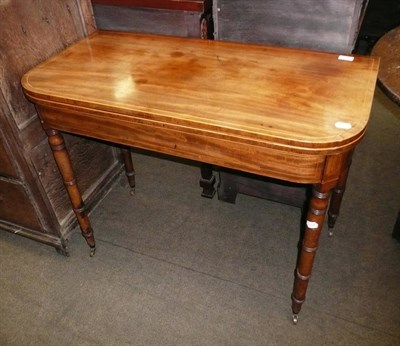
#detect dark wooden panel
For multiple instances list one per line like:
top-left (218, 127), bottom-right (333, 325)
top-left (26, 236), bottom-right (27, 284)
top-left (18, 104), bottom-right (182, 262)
top-left (215, 0), bottom-right (366, 53)
top-left (0, 178), bottom-right (42, 231)
top-left (92, 0), bottom-right (210, 12)
top-left (31, 134), bottom-right (120, 223)
top-left (93, 4), bottom-right (201, 37)
top-left (0, 0), bottom-right (123, 251)
top-left (0, 0), bottom-right (86, 129)
top-left (0, 132), bottom-right (18, 179)
top-left (17, 115), bottom-right (47, 152)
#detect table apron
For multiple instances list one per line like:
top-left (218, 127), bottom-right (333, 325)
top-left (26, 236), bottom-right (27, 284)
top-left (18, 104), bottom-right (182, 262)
top-left (37, 105), bottom-right (347, 184)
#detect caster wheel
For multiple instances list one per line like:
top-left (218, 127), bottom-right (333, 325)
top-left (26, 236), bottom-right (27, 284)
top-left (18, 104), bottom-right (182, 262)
top-left (328, 230), bottom-right (334, 237)
top-left (292, 314), bottom-right (299, 325)
top-left (89, 246), bottom-right (96, 257)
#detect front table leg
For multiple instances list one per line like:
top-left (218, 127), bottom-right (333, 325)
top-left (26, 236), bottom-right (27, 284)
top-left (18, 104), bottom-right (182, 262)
top-left (291, 184), bottom-right (331, 323)
top-left (46, 129), bottom-right (96, 256)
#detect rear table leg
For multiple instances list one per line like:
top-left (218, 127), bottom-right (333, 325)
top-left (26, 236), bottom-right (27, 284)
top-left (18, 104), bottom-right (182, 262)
top-left (327, 151), bottom-right (353, 236)
top-left (121, 147), bottom-right (136, 195)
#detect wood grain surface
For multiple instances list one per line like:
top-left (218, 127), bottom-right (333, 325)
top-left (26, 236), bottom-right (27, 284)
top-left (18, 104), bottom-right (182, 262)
top-left (21, 30), bottom-right (380, 311)
top-left (22, 31), bottom-right (379, 182)
top-left (22, 31), bottom-right (378, 146)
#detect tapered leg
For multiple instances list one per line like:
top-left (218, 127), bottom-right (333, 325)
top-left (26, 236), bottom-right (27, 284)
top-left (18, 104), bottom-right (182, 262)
top-left (45, 129), bottom-right (96, 256)
top-left (199, 163), bottom-right (216, 198)
top-left (327, 151), bottom-right (353, 236)
top-left (291, 184), bottom-right (331, 323)
top-left (120, 147), bottom-right (135, 195)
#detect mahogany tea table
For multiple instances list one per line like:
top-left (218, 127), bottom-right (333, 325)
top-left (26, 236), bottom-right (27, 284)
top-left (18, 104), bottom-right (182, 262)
top-left (22, 31), bottom-right (379, 322)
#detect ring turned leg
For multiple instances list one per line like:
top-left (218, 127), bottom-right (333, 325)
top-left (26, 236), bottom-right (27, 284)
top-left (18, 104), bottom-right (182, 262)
top-left (120, 147), bottom-right (136, 195)
top-left (327, 151), bottom-right (353, 236)
top-left (291, 184), bottom-right (331, 323)
top-left (45, 129), bottom-right (96, 256)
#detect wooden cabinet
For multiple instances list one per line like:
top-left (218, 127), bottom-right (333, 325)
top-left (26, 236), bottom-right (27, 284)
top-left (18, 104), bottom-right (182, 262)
top-left (0, 0), bottom-right (122, 254)
top-left (92, 0), bottom-right (212, 38)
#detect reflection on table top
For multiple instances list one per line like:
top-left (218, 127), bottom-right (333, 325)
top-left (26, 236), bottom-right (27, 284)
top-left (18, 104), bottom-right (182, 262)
top-left (22, 31), bottom-right (379, 153)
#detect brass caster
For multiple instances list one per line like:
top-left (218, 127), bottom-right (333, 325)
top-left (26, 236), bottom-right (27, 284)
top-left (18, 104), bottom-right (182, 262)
top-left (328, 229), bottom-right (334, 237)
top-left (89, 246), bottom-right (96, 257)
top-left (292, 314), bottom-right (299, 325)
top-left (129, 188), bottom-right (135, 196)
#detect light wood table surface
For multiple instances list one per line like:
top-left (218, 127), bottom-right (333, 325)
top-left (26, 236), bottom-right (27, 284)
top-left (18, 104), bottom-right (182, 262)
top-left (22, 31), bottom-right (379, 322)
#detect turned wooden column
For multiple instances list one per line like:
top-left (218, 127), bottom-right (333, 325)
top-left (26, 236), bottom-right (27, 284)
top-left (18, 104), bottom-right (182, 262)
top-left (45, 128), bottom-right (96, 256)
top-left (120, 147), bottom-right (136, 194)
top-left (291, 184), bottom-right (331, 322)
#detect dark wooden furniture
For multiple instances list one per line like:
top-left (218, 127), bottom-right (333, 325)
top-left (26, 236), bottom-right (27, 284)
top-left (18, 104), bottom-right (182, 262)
top-left (92, 0), bottom-right (212, 39)
top-left (372, 26), bottom-right (400, 105)
top-left (371, 26), bottom-right (400, 240)
top-left (92, 0), bottom-right (209, 11)
top-left (0, 0), bottom-right (122, 255)
top-left (22, 31), bottom-right (378, 322)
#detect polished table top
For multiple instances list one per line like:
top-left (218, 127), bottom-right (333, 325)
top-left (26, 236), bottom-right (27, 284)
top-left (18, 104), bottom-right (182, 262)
top-left (23, 31), bottom-right (378, 176)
